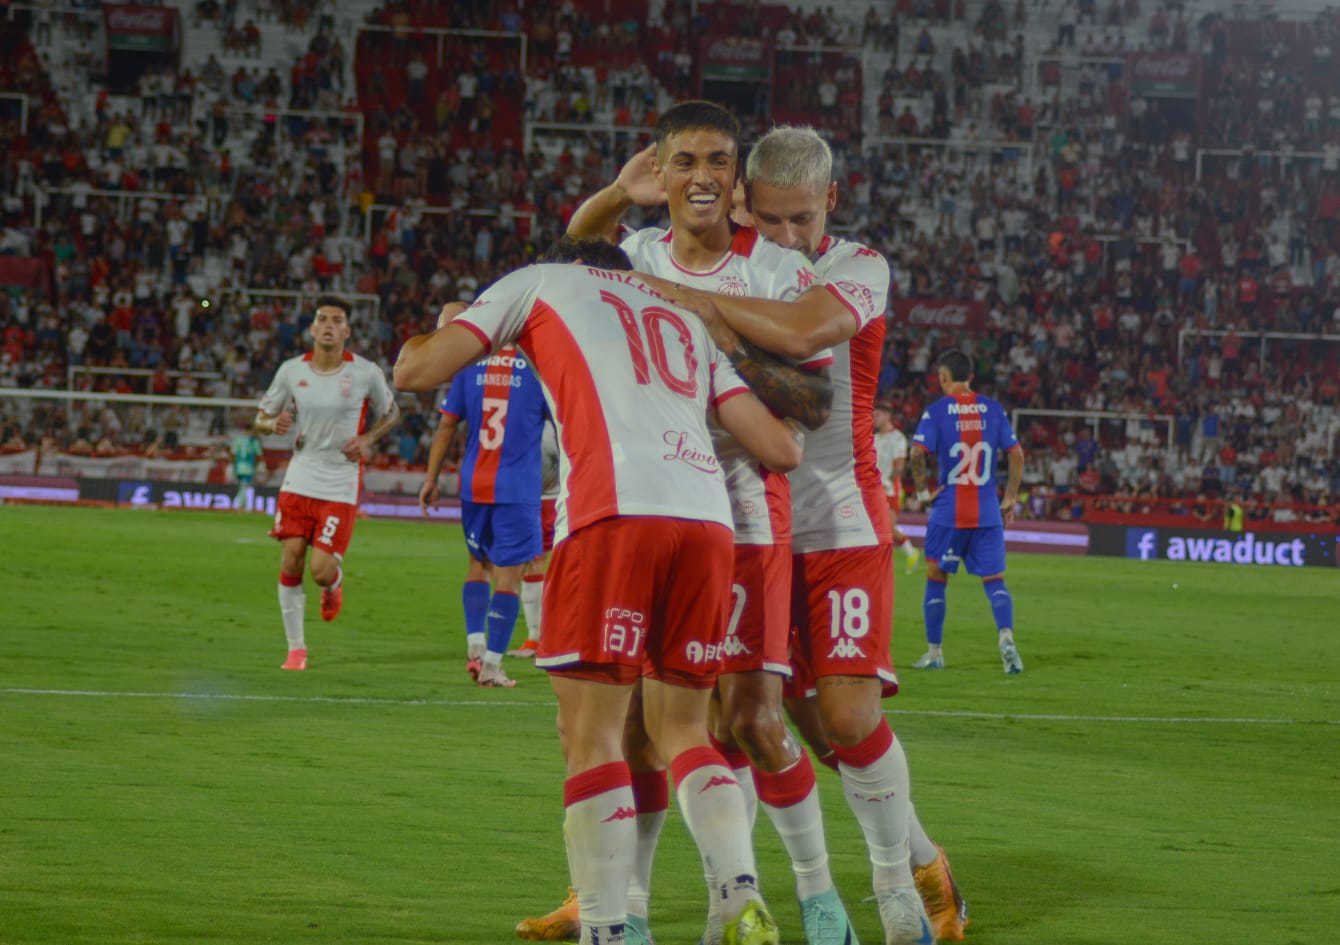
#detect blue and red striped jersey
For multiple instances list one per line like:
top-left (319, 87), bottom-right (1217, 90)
top-left (912, 391), bottom-right (1020, 529)
top-left (440, 344), bottom-right (548, 504)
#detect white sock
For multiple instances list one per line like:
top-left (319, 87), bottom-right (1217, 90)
top-left (466, 632), bottom-right (485, 655)
top-left (627, 808), bottom-right (665, 921)
top-left (901, 541), bottom-right (917, 558)
top-left (735, 763), bottom-right (758, 831)
top-left (329, 565), bottom-right (342, 590)
top-left (521, 577), bottom-right (544, 642)
top-left (673, 748), bottom-right (762, 924)
top-left (565, 764), bottom-right (635, 945)
top-left (278, 581), bottom-right (305, 650)
top-left (757, 754), bottom-right (833, 901)
top-left (908, 804), bottom-right (939, 869)
top-left (835, 723), bottom-right (915, 894)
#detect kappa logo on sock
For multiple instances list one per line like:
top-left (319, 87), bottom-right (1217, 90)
top-left (600, 805), bottom-right (636, 822)
top-left (850, 789), bottom-right (899, 803)
top-left (698, 774), bottom-right (738, 793)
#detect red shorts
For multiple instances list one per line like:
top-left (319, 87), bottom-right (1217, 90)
top-left (541, 497), bottom-right (557, 553)
top-left (721, 542), bottom-right (793, 677)
top-left (538, 516), bottom-right (734, 689)
top-left (789, 544), bottom-right (898, 696)
top-left (270, 491), bottom-right (357, 559)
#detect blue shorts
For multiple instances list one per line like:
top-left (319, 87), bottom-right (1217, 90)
top-left (460, 500), bottom-right (542, 568)
top-left (923, 524), bottom-right (1007, 577)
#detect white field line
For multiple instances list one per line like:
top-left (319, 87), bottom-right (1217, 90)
top-left (2, 687), bottom-right (1335, 725)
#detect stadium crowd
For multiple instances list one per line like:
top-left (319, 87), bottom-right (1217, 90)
top-left (0, 0), bottom-right (1337, 526)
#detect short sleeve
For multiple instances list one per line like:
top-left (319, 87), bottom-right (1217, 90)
top-left (823, 245), bottom-right (890, 329)
top-left (455, 266), bottom-right (544, 353)
top-left (258, 361), bottom-right (291, 416)
top-left (912, 408), bottom-right (937, 453)
top-left (441, 370), bottom-right (468, 418)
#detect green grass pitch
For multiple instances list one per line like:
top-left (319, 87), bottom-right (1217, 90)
top-left (1, 504), bottom-right (1336, 944)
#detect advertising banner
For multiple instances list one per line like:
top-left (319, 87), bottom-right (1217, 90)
top-left (1126, 52), bottom-right (1200, 98)
top-left (890, 299), bottom-right (987, 331)
top-left (1091, 525), bottom-right (1337, 568)
top-left (699, 36), bottom-right (772, 81)
top-left (103, 4), bottom-right (180, 51)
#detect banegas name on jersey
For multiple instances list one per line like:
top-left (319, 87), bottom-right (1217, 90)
top-left (475, 351), bottom-right (529, 388)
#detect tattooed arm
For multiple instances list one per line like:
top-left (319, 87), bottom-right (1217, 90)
top-left (675, 287), bottom-right (832, 430)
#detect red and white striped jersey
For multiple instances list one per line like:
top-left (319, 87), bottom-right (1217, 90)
top-left (621, 225), bottom-right (830, 545)
top-left (259, 351), bottom-right (396, 504)
top-left (790, 234), bottom-right (893, 552)
top-left (454, 263), bottom-right (749, 546)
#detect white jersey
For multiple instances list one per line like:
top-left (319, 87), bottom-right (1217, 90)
top-left (789, 234), bottom-right (893, 552)
top-left (259, 351), bottom-right (396, 505)
top-left (874, 428), bottom-right (908, 496)
top-left (621, 225), bottom-right (828, 545)
top-left (455, 263), bottom-right (749, 545)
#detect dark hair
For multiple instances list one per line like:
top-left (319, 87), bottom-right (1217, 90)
top-left (936, 348), bottom-right (973, 382)
top-left (314, 294), bottom-right (353, 318)
top-left (654, 100), bottom-right (741, 153)
top-left (540, 237), bottom-right (634, 272)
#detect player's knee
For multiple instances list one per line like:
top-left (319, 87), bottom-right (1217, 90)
top-left (309, 558), bottom-right (338, 586)
top-left (728, 704), bottom-right (788, 760)
top-left (819, 698), bottom-right (883, 748)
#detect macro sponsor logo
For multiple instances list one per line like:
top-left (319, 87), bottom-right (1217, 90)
top-left (486, 353), bottom-right (527, 369)
top-left (946, 402), bottom-right (987, 415)
top-left (662, 430), bottom-right (720, 473)
top-left (1126, 528), bottom-right (1312, 567)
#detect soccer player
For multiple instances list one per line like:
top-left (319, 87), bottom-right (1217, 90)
top-left (909, 347), bottom-right (1025, 675)
top-left (419, 340), bottom-right (549, 688)
top-left (231, 421), bottom-right (263, 511)
top-left (255, 295), bottom-right (400, 672)
top-left (565, 102), bottom-right (864, 945)
top-left (394, 237), bottom-right (802, 945)
top-left (645, 125), bottom-right (964, 943)
top-left (874, 402), bottom-right (922, 573)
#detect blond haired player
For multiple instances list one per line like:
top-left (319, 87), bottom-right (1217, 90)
top-left (646, 126), bottom-right (968, 943)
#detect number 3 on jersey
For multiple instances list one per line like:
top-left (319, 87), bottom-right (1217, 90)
top-left (480, 396), bottom-right (508, 450)
top-left (601, 290), bottom-right (699, 397)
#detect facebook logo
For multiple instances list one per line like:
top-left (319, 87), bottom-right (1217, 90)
top-left (1126, 529), bottom-right (1159, 560)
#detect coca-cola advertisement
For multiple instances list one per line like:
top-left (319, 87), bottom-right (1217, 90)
top-left (699, 36), bottom-right (772, 81)
top-left (1126, 52), bottom-right (1200, 98)
top-left (104, 3), bottom-right (180, 52)
top-left (890, 298), bottom-right (987, 331)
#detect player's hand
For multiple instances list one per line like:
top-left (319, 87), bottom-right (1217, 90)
top-left (342, 435), bottom-right (370, 463)
top-left (1001, 494), bottom-right (1018, 525)
top-left (419, 479), bottom-right (439, 516)
top-left (615, 144), bottom-right (667, 208)
top-left (436, 301), bottom-right (469, 330)
top-left (272, 410), bottom-right (294, 435)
